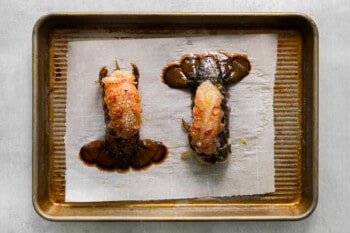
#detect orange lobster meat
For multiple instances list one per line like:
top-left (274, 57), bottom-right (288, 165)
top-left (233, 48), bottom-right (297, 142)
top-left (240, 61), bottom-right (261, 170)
top-left (188, 80), bottom-right (224, 155)
top-left (80, 62), bottom-right (167, 172)
top-left (101, 68), bottom-right (141, 139)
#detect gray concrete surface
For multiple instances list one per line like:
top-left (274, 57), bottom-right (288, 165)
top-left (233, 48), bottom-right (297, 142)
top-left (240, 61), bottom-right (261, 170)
top-left (0, 0), bottom-right (348, 232)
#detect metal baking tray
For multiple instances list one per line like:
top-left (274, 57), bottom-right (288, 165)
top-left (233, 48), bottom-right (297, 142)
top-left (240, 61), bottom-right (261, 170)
top-left (32, 12), bottom-right (318, 221)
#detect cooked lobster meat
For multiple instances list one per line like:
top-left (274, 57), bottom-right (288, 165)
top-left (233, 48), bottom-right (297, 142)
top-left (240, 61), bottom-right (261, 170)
top-left (80, 61), bottom-right (167, 171)
top-left (162, 52), bottom-right (251, 164)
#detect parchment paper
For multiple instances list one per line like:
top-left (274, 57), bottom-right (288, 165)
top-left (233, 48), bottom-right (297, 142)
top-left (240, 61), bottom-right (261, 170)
top-left (65, 34), bottom-right (277, 202)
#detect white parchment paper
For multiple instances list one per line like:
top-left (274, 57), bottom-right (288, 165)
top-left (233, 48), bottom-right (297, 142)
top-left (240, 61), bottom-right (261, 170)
top-left (65, 34), bottom-right (277, 202)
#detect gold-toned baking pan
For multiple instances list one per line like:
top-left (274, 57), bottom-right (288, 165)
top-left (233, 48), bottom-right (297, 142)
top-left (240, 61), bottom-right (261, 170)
top-left (32, 12), bottom-right (318, 221)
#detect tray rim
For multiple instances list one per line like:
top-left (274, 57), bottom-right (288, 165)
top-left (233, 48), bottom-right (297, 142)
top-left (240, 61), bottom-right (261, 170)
top-left (32, 12), bottom-right (319, 221)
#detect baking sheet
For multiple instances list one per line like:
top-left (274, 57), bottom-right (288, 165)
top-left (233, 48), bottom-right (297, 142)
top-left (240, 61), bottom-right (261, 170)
top-left (64, 34), bottom-right (278, 202)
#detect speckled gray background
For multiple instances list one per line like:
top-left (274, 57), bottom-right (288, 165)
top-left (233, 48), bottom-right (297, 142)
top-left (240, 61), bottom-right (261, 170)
top-left (0, 0), bottom-right (348, 232)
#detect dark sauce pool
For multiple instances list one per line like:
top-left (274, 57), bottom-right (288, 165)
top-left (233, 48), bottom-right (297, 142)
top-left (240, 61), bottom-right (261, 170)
top-left (79, 139), bottom-right (168, 172)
